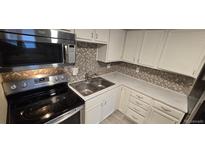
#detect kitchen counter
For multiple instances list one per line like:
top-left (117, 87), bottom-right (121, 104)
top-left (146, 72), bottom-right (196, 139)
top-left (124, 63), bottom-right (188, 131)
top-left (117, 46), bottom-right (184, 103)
top-left (68, 72), bottom-right (188, 113)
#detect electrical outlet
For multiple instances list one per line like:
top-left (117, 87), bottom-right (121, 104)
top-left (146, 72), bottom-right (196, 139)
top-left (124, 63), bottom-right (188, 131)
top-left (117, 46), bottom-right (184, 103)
top-left (107, 64), bottom-right (111, 69)
top-left (136, 67), bottom-right (140, 73)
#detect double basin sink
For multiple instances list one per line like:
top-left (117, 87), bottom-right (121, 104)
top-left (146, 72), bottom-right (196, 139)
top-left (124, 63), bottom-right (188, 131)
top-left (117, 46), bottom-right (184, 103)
top-left (70, 77), bottom-right (115, 96)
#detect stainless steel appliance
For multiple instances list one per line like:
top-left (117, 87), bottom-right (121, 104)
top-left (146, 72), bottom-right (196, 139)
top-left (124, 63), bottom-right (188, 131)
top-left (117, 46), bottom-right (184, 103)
top-left (3, 74), bottom-right (85, 124)
top-left (0, 29), bottom-right (76, 72)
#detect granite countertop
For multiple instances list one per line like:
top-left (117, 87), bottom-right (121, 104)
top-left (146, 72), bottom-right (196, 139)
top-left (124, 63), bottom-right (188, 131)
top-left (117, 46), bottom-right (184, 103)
top-left (68, 71), bottom-right (188, 113)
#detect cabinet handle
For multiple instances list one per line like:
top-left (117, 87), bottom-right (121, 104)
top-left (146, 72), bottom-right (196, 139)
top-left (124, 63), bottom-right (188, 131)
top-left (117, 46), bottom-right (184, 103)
top-left (131, 115), bottom-right (138, 120)
top-left (136, 95), bottom-right (143, 99)
top-left (91, 32), bottom-right (94, 38)
top-left (133, 58), bottom-right (135, 62)
top-left (96, 33), bottom-right (98, 39)
top-left (133, 107), bottom-right (140, 113)
top-left (161, 106), bottom-right (171, 112)
top-left (134, 101), bottom-right (142, 106)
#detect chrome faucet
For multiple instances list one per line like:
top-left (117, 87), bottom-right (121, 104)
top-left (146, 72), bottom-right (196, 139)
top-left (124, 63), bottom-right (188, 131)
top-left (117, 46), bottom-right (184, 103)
top-left (85, 72), bottom-right (97, 81)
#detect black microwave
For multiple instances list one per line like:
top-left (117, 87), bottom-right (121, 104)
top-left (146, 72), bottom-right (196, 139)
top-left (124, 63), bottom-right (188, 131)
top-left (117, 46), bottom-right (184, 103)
top-left (0, 29), bottom-right (76, 72)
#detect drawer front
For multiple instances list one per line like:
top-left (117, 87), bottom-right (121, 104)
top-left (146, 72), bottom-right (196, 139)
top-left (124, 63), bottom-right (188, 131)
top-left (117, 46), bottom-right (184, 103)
top-left (128, 102), bottom-right (149, 117)
top-left (129, 96), bottom-right (150, 111)
top-left (130, 90), bottom-right (152, 104)
top-left (152, 100), bottom-right (184, 120)
top-left (126, 108), bottom-right (145, 124)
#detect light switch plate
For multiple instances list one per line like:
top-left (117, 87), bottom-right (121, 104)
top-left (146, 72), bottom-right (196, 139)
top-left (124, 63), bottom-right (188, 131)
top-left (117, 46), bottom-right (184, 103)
top-left (107, 64), bottom-right (111, 69)
top-left (72, 67), bottom-right (79, 76)
top-left (136, 67), bottom-right (140, 73)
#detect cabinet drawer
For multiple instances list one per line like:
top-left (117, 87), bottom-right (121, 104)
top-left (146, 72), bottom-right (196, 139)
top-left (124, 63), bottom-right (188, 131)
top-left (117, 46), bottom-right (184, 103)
top-left (130, 90), bottom-right (152, 104)
top-left (129, 96), bottom-right (150, 111)
top-left (152, 100), bottom-right (184, 120)
top-left (128, 102), bottom-right (149, 117)
top-left (126, 108), bottom-right (145, 124)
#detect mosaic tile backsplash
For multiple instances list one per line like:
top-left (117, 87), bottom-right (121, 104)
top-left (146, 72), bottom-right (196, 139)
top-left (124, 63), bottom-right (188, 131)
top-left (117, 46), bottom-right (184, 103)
top-left (65, 42), bottom-right (195, 95)
top-left (114, 62), bottom-right (194, 95)
top-left (1, 42), bottom-right (195, 95)
top-left (63, 42), bottom-right (115, 82)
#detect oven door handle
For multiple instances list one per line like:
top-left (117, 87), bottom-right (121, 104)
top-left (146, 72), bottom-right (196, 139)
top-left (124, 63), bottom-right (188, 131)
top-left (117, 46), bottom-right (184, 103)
top-left (45, 105), bottom-right (84, 124)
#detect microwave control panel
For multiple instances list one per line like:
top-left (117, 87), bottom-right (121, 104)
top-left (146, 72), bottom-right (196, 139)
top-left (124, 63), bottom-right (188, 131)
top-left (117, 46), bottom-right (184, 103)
top-left (65, 44), bottom-right (75, 64)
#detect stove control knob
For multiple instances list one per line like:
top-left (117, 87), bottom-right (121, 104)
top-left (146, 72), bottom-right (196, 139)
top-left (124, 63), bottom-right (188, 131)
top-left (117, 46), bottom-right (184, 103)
top-left (55, 76), bottom-right (59, 81)
top-left (60, 75), bottom-right (65, 80)
top-left (10, 84), bottom-right (17, 90)
top-left (22, 82), bottom-right (27, 88)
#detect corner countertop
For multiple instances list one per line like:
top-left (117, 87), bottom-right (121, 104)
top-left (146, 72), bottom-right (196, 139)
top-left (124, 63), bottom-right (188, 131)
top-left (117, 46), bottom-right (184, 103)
top-left (68, 72), bottom-right (188, 113)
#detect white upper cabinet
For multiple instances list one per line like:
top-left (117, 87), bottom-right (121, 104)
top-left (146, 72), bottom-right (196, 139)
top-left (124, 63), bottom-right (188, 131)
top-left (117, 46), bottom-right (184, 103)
top-left (139, 30), bottom-right (167, 68)
top-left (75, 29), bottom-right (94, 41)
top-left (75, 29), bottom-right (109, 44)
top-left (97, 29), bottom-right (126, 62)
top-left (158, 30), bottom-right (205, 77)
top-left (95, 29), bottom-right (109, 43)
top-left (59, 29), bottom-right (75, 33)
top-left (122, 30), bottom-right (144, 64)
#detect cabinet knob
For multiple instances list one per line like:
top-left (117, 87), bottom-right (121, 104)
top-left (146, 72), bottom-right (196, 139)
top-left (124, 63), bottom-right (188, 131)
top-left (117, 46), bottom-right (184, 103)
top-left (22, 82), bottom-right (27, 88)
top-left (10, 84), bottom-right (17, 90)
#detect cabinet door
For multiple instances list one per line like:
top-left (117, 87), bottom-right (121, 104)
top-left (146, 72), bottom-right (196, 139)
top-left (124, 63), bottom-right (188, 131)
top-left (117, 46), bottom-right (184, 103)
top-left (101, 88), bottom-right (120, 120)
top-left (101, 98), bottom-right (114, 120)
top-left (119, 87), bottom-right (131, 114)
top-left (123, 30), bottom-right (144, 63)
top-left (146, 108), bottom-right (177, 124)
top-left (107, 29), bottom-right (126, 61)
top-left (95, 29), bottom-right (109, 43)
top-left (75, 29), bottom-right (94, 41)
top-left (112, 87), bottom-right (122, 110)
top-left (158, 30), bottom-right (205, 77)
top-left (139, 30), bottom-right (166, 68)
top-left (85, 104), bottom-right (102, 124)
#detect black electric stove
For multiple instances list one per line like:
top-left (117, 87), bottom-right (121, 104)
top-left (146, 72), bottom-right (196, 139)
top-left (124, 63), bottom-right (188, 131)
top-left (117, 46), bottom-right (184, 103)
top-left (6, 81), bottom-right (84, 124)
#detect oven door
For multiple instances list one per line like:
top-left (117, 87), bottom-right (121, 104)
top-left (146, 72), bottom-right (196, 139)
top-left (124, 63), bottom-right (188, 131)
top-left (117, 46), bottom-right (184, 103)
top-left (46, 105), bottom-right (84, 124)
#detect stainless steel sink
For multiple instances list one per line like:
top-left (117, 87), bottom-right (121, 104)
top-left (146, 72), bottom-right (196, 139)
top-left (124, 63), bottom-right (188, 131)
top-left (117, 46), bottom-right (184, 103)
top-left (70, 77), bottom-right (115, 96)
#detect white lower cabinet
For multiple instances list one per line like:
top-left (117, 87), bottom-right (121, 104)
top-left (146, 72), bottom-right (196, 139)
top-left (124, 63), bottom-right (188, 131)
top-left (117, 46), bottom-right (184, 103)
top-left (86, 103), bottom-right (102, 124)
top-left (85, 87), bottom-right (121, 124)
top-left (145, 108), bottom-right (178, 124)
top-left (118, 86), bottom-right (185, 124)
top-left (85, 85), bottom-right (185, 124)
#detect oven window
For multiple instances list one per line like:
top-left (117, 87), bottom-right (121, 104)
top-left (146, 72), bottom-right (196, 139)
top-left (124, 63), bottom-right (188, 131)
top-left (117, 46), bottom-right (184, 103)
top-left (0, 40), bottom-right (63, 67)
top-left (59, 111), bottom-right (81, 124)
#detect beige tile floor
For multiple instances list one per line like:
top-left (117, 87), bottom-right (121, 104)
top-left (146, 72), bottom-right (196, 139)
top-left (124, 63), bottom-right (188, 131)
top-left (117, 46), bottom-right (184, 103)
top-left (101, 110), bottom-right (135, 124)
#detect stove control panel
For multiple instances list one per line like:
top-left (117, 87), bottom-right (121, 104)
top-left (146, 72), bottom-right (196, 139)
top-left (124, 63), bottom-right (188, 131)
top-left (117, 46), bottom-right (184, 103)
top-left (34, 77), bottom-right (49, 84)
top-left (3, 73), bottom-right (68, 95)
